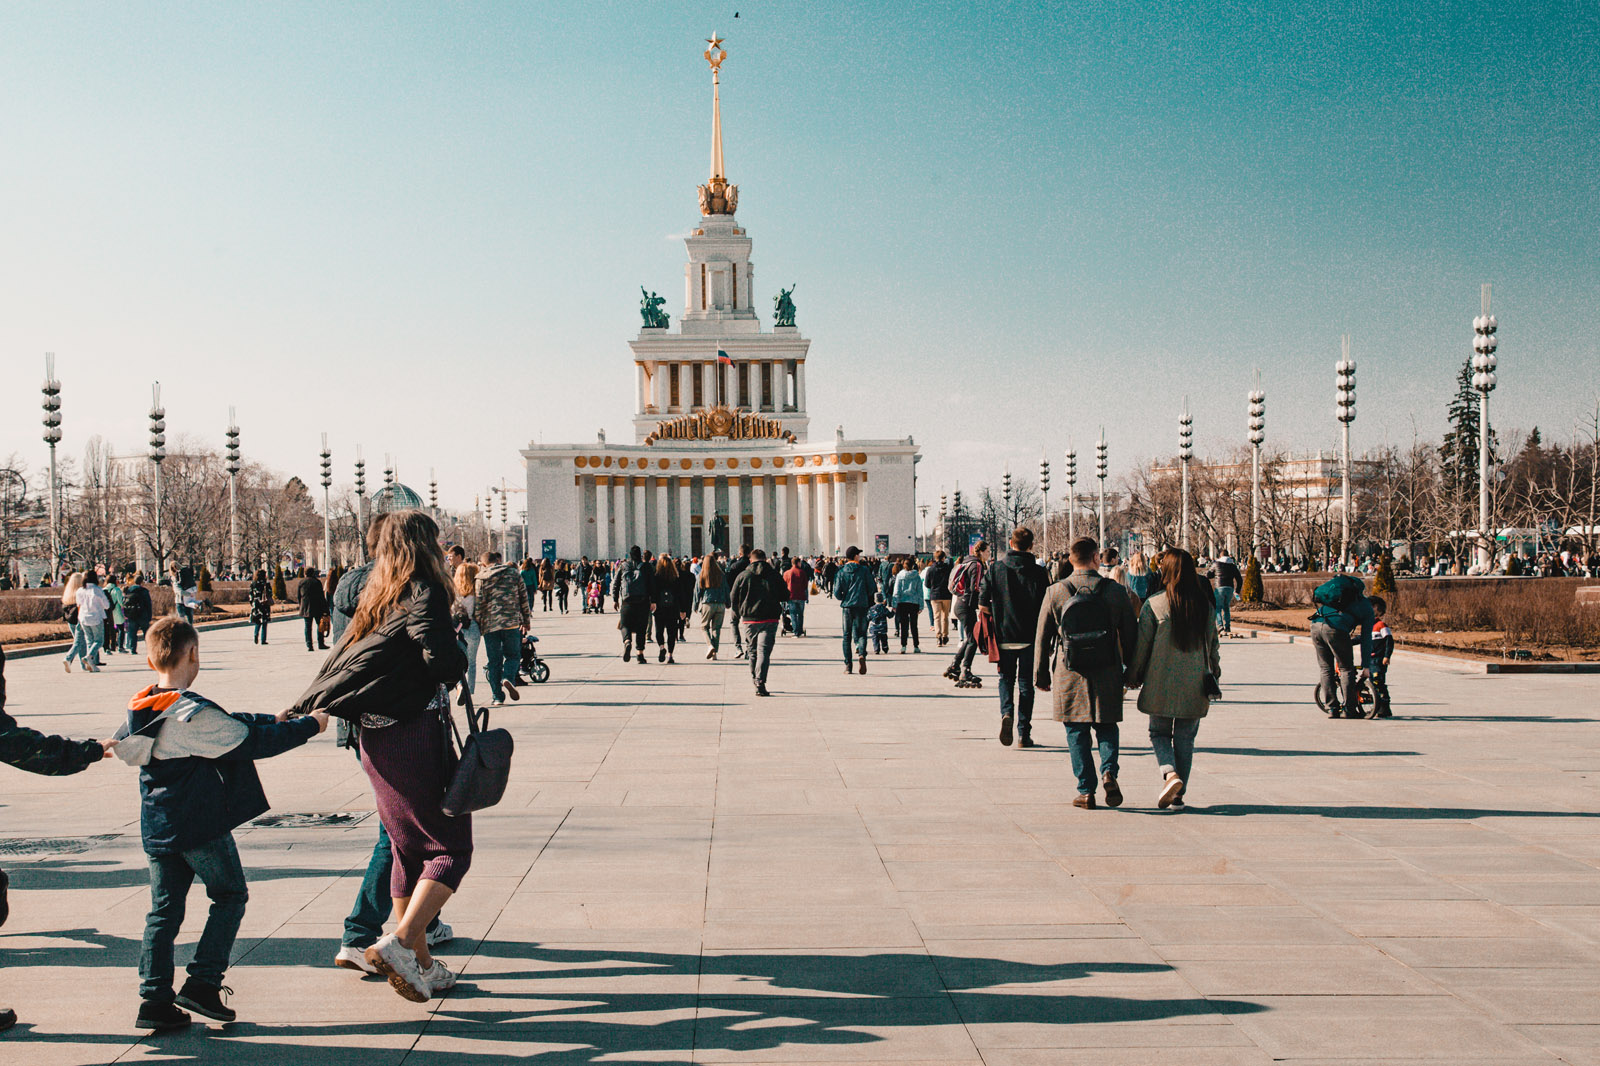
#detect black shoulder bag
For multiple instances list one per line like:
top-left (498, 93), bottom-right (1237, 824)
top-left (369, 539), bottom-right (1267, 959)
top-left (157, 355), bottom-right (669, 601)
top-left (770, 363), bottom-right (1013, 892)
top-left (441, 689), bottom-right (514, 817)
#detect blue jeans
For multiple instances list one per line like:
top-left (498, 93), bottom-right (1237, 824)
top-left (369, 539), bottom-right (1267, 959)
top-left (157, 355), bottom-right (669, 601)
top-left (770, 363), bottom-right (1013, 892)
top-left (745, 621), bottom-right (778, 686)
top-left (458, 621), bottom-right (481, 695)
top-left (342, 820), bottom-right (441, 949)
top-left (482, 628), bottom-right (521, 701)
top-left (124, 622), bottom-right (142, 654)
top-left (786, 600), bottom-right (806, 636)
top-left (1148, 715), bottom-right (1200, 783)
top-left (998, 646), bottom-right (1034, 730)
top-left (1065, 722), bottom-right (1121, 794)
top-left (64, 623), bottom-right (101, 666)
top-left (140, 834), bottom-right (249, 1002)
top-left (1214, 586), bottom-right (1234, 632)
top-left (840, 606), bottom-right (868, 663)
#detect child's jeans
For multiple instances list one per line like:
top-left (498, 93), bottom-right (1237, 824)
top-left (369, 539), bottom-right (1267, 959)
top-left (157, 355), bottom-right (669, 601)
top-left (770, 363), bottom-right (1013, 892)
top-left (140, 833), bottom-right (248, 1003)
top-left (872, 632), bottom-right (889, 654)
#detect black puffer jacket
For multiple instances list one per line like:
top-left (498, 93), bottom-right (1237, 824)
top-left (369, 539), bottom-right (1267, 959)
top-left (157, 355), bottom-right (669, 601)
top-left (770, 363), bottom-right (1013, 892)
top-left (291, 580), bottom-right (466, 723)
top-left (980, 550), bottom-right (1049, 646)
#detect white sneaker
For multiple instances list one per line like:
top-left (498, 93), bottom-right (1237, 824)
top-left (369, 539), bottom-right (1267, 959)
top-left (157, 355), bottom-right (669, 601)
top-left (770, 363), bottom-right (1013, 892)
top-left (365, 933), bottom-right (429, 1002)
top-left (334, 945), bottom-right (378, 973)
top-left (425, 922), bottom-right (453, 948)
top-left (705, 647), bottom-right (715, 659)
top-left (419, 959), bottom-right (457, 994)
top-left (1158, 774), bottom-right (1185, 809)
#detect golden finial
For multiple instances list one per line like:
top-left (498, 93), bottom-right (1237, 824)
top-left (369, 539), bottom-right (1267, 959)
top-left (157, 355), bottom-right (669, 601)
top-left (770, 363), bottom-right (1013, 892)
top-left (705, 33), bottom-right (727, 72)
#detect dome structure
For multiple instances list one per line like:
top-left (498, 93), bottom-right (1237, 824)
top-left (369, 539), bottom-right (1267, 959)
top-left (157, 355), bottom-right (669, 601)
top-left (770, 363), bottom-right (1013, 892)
top-left (370, 483), bottom-right (424, 515)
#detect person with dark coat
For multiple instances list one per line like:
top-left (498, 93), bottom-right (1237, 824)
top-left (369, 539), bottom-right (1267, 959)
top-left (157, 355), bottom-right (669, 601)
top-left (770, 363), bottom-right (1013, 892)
top-left (652, 556), bottom-right (682, 664)
top-left (0, 645), bottom-right (116, 1031)
top-left (122, 575), bottom-right (154, 655)
top-left (729, 549), bottom-right (788, 696)
top-left (979, 527), bottom-right (1049, 748)
top-left (832, 546), bottom-right (877, 673)
top-left (297, 567), bottom-right (330, 651)
top-left (613, 546), bottom-right (655, 663)
top-left (249, 570), bottom-right (273, 644)
top-left (924, 550), bottom-right (954, 646)
top-left (724, 544), bottom-right (753, 659)
top-left (674, 558), bottom-right (695, 642)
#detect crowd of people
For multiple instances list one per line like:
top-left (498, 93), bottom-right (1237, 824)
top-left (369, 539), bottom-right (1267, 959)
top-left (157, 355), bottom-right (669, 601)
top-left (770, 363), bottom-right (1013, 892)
top-left (0, 508), bottom-right (1402, 1035)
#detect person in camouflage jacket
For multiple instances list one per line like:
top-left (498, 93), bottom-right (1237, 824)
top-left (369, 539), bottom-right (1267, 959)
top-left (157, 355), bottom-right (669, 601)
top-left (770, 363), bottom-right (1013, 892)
top-left (473, 552), bottom-right (530, 705)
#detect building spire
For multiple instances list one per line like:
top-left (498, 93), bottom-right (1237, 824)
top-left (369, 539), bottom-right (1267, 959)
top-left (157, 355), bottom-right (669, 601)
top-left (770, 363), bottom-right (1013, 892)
top-left (698, 34), bottom-right (738, 216)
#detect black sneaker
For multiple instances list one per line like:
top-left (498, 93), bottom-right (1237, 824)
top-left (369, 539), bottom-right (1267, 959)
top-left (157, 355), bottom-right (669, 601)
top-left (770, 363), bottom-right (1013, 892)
top-left (0, 1008), bottom-right (15, 1032)
top-left (1017, 732), bottom-right (1035, 749)
top-left (755, 684), bottom-right (770, 697)
top-left (136, 1000), bottom-right (193, 1031)
top-left (175, 979), bottom-right (236, 1022)
top-left (999, 715), bottom-right (1014, 747)
top-left (623, 646), bottom-right (631, 662)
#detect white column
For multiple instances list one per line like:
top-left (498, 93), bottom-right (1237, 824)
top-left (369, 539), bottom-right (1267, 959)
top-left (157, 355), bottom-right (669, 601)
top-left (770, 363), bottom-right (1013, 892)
top-left (656, 477), bottom-right (670, 552)
top-left (703, 475), bottom-right (717, 551)
top-left (796, 475), bottom-right (813, 556)
top-left (633, 477), bottom-right (648, 549)
top-left (677, 477), bottom-right (691, 554)
top-left (833, 474), bottom-right (847, 555)
top-left (775, 475), bottom-right (790, 553)
top-left (596, 476), bottom-right (611, 559)
top-left (702, 362), bottom-right (715, 409)
top-left (728, 476), bottom-right (744, 550)
top-left (813, 474), bottom-right (828, 553)
top-left (653, 366), bottom-right (667, 413)
top-left (752, 475), bottom-right (769, 551)
top-left (857, 474), bottom-right (870, 549)
top-left (796, 361), bottom-right (807, 413)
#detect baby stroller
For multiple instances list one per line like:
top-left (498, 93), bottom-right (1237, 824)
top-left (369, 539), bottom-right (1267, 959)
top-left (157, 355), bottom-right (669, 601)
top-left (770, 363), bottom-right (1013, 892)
top-left (520, 634), bottom-right (551, 684)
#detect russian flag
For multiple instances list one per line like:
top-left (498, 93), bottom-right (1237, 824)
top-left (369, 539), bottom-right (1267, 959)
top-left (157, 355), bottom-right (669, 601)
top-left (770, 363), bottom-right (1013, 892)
top-left (717, 349), bottom-right (733, 366)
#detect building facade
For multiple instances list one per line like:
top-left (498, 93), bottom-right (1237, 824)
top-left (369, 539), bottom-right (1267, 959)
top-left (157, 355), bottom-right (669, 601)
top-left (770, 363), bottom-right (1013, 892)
top-left (522, 39), bottom-right (918, 560)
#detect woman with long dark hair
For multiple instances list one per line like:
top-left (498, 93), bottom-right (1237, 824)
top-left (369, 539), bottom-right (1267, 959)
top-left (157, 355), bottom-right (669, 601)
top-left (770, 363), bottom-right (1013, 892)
top-left (695, 554), bottom-right (728, 659)
top-left (653, 555), bottom-right (680, 663)
top-left (293, 509), bottom-right (468, 1001)
top-left (1126, 548), bottom-right (1221, 809)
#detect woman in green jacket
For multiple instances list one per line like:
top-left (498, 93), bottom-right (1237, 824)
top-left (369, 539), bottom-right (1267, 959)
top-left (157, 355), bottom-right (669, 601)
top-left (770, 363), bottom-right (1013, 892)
top-left (1126, 548), bottom-right (1220, 809)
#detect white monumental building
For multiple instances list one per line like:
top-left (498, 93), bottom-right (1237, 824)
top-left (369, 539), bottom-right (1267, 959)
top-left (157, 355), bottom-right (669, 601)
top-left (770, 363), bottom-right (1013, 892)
top-left (522, 38), bottom-right (918, 561)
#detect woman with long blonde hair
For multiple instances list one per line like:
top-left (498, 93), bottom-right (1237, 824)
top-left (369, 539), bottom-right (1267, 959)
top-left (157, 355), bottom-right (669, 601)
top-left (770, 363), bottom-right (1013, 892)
top-left (453, 562), bottom-right (480, 696)
top-left (293, 510), bottom-right (467, 1002)
top-left (695, 554), bottom-right (729, 658)
top-left (60, 572), bottom-right (92, 672)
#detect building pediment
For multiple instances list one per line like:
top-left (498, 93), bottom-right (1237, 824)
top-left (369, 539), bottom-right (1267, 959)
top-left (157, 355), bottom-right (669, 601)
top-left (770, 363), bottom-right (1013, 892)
top-left (644, 405), bottom-right (797, 446)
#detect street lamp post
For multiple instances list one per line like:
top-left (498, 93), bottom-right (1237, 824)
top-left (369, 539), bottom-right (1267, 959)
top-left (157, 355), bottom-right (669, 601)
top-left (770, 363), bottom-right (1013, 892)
top-left (1248, 375), bottom-right (1265, 559)
top-left (225, 409), bottom-right (241, 577)
top-left (1178, 400), bottom-right (1194, 550)
top-left (1001, 466), bottom-right (1013, 536)
top-left (1472, 284), bottom-right (1499, 571)
top-left (950, 485), bottom-right (962, 555)
top-left (1336, 336), bottom-right (1357, 569)
top-left (319, 434), bottom-right (333, 570)
top-left (1064, 447), bottom-right (1077, 545)
top-left (41, 354), bottom-right (62, 578)
top-left (1095, 432), bottom-right (1108, 548)
top-left (938, 493), bottom-right (947, 555)
top-left (148, 383), bottom-right (167, 575)
top-left (429, 470), bottom-right (438, 515)
top-left (484, 492), bottom-right (495, 556)
top-left (1038, 454), bottom-right (1051, 560)
top-left (354, 450), bottom-right (367, 562)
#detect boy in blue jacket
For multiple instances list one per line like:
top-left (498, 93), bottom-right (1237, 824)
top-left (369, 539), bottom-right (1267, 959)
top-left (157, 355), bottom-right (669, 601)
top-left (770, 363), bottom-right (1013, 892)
top-left (115, 618), bottom-right (327, 1031)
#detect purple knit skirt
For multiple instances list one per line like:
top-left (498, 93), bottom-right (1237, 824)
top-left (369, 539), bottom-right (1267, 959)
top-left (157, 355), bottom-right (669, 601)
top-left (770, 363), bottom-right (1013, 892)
top-left (360, 705), bottom-right (473, 896)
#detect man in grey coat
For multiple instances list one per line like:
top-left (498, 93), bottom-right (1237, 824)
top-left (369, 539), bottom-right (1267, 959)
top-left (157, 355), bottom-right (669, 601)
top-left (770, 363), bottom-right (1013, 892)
top-left (1034, 537), bottom-right (1140, 809)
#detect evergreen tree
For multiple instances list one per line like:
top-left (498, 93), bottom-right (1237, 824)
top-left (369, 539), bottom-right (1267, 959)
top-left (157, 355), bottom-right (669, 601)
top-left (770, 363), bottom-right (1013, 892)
top-left (1439, 357), bottom-right (1499, 508)
top-left (272, 564), bottom-right (287, 600)
top-left (1371, 551), bottom-right (1396, 604)
top-left (1241, 554), bottom-right (1264, 604)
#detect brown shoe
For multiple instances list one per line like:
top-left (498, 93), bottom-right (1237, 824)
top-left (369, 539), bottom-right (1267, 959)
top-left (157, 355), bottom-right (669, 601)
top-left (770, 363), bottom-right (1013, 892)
top-left (857, 659), bottom-right (866, 675)
top-left (1072, 793), bottom-right (1097, 810)
top-left (1101, 774), bottom-right (1123, 808)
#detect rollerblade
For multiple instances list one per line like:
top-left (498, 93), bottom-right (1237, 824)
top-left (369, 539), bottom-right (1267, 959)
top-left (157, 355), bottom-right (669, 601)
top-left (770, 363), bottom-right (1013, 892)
top-left (956, 673), bottom-right (983, 688)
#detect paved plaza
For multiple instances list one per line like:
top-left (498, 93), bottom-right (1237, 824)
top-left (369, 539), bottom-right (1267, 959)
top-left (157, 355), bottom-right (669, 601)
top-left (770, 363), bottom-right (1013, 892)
top-left (1, 612), bottom-right (1598, 1065)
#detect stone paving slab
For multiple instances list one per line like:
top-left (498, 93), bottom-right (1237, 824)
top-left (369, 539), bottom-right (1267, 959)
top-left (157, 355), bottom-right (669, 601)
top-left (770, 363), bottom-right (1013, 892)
top-left (0, 608), bottom-right (1597, 1064)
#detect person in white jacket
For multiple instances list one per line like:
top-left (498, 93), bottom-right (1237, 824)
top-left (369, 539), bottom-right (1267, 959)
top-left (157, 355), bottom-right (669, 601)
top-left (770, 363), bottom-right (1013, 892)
top-left (65, 571), bottom-right (111, 672)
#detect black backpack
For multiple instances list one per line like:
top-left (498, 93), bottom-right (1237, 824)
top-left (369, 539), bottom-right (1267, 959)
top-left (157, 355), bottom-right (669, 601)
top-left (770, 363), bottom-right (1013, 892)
top-left (1058, 578), bottom-right (1119, 674)
top-left (622, 563), bottom-right (650, 602)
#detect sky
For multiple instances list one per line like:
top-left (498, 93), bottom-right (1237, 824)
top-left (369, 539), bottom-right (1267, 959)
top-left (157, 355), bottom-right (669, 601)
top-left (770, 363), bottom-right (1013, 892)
top-left (2, 1), bottom-right (1597, 515)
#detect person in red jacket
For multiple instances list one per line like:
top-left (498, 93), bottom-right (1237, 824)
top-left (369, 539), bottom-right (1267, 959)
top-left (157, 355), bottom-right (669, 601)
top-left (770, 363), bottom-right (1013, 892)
top-left (783, 559), bottom-right (809, 637)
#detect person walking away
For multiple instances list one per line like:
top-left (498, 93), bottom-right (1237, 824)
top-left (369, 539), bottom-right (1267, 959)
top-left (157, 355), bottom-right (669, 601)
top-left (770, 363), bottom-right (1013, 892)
top-left (1308, 572), bottom-right (1374, 718)
top-left (614, 546), bottom-right (654, 663)
top-left (248, 570), bottom-right (273, 644)
top-left (892, 559), bottom-right (925, 652)
top-left (924, 550), bottom-right (953, 646)
top-left (724, 544), bottom-right (753, 659)
top-left (1125, 548), bottom-right (1219, 809)
top-left (291, 509), bottom-right (469, 1003)
top-left (68, 573), bottom-right (109, 673)
top-left (1034, 536), bottom-right (1140, 805)
top-left (653, 556), bottom-right (681, 663)
top-left (832, 546), bottom-right (876, 674)
top-left (1125, 551), bottom-right (1153, 602)
top-left (115, 617), bottom-right (328, 1029)
top-left (1210, 553), bottom-right (1242, 636)
top-left (980, 528), bottom-right (1049, 748)
top-left (944, 541), bottom-right (989, 688)
top-left (453, 564), bottom-right (481, 696)
top-left (695, 554), bottom-right (729, 658)
top-left (538, 560), bottom-right (555, 611)
top-left (123, 575), bottom-right (154, 656)
top-left (784, 557), bottom-right (809, 637)
top-left (729, 549), bottom-right (786, 696)
top-left (474, 551), bottom-right (528, 706)
top-left (868, 594), bottom-right (891, 654)
top-left (0, 643), bottom-right (118, 1031)
top-left (297, 567), bottom-right (329, 651)
top-left (60, 573), bottom-right (86, 673)
top-left (1369, 596), bottom-right (1394, 719)
top-left (105, 574), bottom-right (126, 656)
top-left (556, 561), bottom-right (571, 614)
top-left (674, 557), bottom-right (695, 642)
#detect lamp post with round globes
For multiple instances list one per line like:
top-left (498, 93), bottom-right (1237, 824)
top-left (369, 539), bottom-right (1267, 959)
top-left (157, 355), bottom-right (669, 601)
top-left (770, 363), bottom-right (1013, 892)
top-left (1178, 400), bottom-right (1194, 550)
top-left (41, 354), bottom-right (62, 578)
top-left (1472, 284), bottom-right (1498, 571)
top-left (225, 410), bottom-right (241, 577)
top-left (1095, 431), bottom-right (1108, 548)
top-left (1064, 447), bottom-right (1077, 545)
top-left (938, 493), bottom-right (947, 554)
top-left (1336, 336), bottom-right (1357, 569)
top-left (1001, 466), bottom-right (1013, 535)
top-left (1248, 374), bottom-right (1265, 559)
top-left (353, 449), bottom-right (367, 562)
top-left (1038, 454), bottom-right (1051, 560)
top-left (319, 434), bottom-right (333, 570)
top-left (950, 485), bottom-right (962, 555)
top-left (148, 383), bottom-right (167, 575)
top-left (429, 470), bottom-right (439, 514)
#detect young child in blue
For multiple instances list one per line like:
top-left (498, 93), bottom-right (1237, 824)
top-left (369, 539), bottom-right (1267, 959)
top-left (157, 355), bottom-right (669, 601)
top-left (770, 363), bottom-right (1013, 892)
top-left (868, 594), bottom-right (891, 655)
top-left (115, 617), bottom-right (328, 1031)
top-left (1368, 596), bottom-right (1394, 718)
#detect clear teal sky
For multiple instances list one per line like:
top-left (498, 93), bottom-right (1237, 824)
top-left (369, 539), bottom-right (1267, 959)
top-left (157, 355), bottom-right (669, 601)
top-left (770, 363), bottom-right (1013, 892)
top-left (2, 1), bottom-right (1596, 512)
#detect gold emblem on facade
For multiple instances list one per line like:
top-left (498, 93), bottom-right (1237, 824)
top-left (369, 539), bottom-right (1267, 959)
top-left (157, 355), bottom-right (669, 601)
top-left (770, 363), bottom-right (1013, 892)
top-left (644, 404), bottom-right (797, 446)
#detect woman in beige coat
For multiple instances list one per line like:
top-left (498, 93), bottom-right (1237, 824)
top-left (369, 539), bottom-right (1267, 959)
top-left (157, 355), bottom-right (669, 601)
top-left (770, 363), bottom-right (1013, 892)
top-left (1126, 548), bottom-right (1220, 809)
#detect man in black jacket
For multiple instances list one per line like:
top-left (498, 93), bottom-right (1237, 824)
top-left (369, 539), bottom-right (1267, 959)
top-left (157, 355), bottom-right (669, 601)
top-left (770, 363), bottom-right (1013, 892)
top-left (729, 550), bottom-right (787, 696)
top-left (924, 549), bottom-right (953, 646)
top-left (614, 546), bottom-right (654, 662)
top-left (724, 544), bottom-right (753, 659)
top-left (979, 527), bottom-right (1049, 748)
top-left (122, 575), bottom-right (154, 654)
